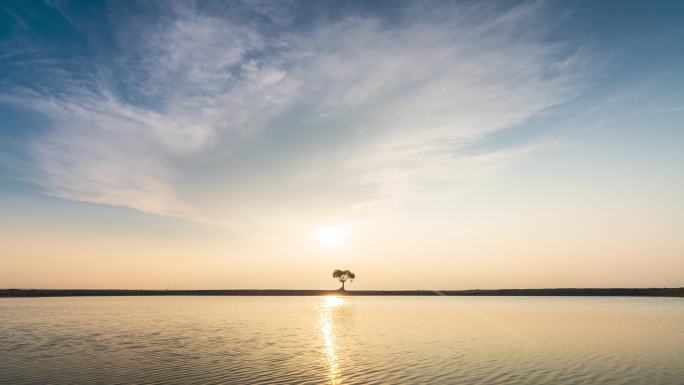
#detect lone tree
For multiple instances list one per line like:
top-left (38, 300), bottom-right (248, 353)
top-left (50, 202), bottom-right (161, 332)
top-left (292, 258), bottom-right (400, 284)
top-left (332, 269), bottom-right (355, 291)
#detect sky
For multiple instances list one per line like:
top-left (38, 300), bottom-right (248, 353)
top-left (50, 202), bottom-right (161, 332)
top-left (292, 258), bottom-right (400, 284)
top-left (1, 0), bottom-right (683, 290)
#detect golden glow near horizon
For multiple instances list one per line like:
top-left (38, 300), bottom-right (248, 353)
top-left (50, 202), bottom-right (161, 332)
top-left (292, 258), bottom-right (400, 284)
top-left (323, 295), bottom-right (346, 307)
top-left (1, 1), bottom-right (683, 292)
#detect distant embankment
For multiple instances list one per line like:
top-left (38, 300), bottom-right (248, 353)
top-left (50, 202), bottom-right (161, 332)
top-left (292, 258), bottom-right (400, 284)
top-left (1, 288), bottom-right (683, 298)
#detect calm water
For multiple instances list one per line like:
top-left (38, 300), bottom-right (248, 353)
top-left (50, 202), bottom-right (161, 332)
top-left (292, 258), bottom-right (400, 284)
top-left (1, 296), bottom-right (683, 384)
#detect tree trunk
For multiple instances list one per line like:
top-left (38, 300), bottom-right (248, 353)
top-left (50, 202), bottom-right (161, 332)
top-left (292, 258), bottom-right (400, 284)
top-left (340, 281), bottom-right (345, 291)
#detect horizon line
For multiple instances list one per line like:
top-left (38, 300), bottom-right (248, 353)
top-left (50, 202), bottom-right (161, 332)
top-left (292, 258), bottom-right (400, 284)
top-left (2, 287), bottom-right (683, 298)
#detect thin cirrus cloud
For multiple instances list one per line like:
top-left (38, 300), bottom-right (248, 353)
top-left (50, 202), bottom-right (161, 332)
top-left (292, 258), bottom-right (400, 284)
top-left (1, 1), bottom-right (591, 224)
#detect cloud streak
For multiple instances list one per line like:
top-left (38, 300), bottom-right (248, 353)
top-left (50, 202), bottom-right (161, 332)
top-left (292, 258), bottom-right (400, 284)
top-left (0, 0), bottom-right (591, 223)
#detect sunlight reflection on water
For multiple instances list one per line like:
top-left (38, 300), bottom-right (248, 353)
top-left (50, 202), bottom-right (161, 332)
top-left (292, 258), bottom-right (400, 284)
top-left (320, 296), bottom-right (345, 384)
top-left (1, 296), bottom-right (683, 385)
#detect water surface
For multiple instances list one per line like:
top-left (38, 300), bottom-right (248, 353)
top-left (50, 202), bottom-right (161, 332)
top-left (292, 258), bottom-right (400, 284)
top-left (1, 296), bottom-right (683, 384)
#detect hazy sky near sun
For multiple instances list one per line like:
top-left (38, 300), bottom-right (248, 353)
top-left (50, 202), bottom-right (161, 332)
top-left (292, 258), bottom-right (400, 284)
top-left (1, 0), bottom-right (683, 289)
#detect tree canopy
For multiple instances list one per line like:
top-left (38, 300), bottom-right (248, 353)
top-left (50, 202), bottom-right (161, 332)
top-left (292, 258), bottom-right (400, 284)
top-left (332, 269), bottom-right (355, 290)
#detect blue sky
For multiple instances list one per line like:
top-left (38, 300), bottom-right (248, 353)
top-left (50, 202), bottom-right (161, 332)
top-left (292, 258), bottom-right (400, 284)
top-left (1, 1), bottom-right (683, 289)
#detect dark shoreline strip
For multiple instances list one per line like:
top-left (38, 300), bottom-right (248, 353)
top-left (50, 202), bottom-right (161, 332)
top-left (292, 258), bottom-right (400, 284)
top-left (1, 288), bottom-right (682, 298)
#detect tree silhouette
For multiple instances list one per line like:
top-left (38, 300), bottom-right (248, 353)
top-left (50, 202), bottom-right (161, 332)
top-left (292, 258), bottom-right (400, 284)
top-left (332, 269), bottom-right (355, 291)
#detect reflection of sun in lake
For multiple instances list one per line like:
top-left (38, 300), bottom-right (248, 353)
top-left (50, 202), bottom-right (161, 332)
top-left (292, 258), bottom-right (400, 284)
top-left (324, 295), bottom-right (345, 308)
top-left (319, 296), bottom-right (344, 384)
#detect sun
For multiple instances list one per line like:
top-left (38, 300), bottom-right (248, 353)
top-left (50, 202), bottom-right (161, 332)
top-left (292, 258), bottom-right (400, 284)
top-left (315, 226), bottom-right (350, 249)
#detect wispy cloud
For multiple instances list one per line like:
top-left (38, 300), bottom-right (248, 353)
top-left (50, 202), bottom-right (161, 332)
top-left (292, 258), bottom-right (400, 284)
top-left (0, 0), bottom-right (592, 223)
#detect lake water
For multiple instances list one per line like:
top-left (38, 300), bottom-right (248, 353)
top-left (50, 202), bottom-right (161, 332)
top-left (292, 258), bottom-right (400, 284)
top-left (1, 296), bottom-right (683, 384)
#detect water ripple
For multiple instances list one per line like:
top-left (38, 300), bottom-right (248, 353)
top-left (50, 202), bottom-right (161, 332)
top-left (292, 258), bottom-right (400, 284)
top-left (0, 296), bottom-right (683, 384)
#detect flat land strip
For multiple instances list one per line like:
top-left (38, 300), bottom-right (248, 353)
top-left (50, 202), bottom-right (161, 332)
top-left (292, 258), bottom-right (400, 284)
top-left (1, 288), bottom-right (682, 298)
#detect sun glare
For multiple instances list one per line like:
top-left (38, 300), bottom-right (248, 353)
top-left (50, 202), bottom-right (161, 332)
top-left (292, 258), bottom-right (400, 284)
top-left (315, 226), bottom-right (350, 249)
top-left (323, 295), bottom-right (345, 308)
